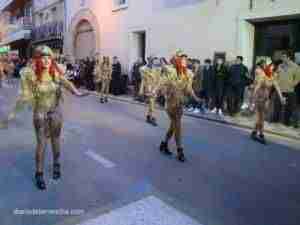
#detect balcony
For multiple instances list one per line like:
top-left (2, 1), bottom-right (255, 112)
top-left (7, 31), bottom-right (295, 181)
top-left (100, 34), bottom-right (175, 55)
top-left (0, 16), bottom-right (32, 45)
top-left (32, 21), bottom-right (64, 42)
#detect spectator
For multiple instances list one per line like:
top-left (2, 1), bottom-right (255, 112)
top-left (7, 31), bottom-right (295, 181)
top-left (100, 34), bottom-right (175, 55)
top-left (277, 52), bottom-right (300, 128)
top-left (227, 56), bottom-right (249, 116)
top-left (132, 57), bottom-right (144, 99)
top-left (202, 59), bottom-right (215, 111)
top-left (13, 59), bottom-right (24, 79)
top-left (211, 57), bottom-right (228, 115)
top-left (111, 56), bottom-right (122, 95)
top-left (187, 58), bottom-right (194, 70)
top-left (79, 60), bottom-right (86, 88)
top-left (187, 59), bottom-right (203, 113)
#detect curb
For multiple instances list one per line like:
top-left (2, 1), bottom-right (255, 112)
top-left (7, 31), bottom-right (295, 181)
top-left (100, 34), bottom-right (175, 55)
top-left (89, 92), bottom-right (300, 141)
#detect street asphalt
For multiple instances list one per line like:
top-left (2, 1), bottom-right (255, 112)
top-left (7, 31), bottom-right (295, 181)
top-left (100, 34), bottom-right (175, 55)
top-left (0, 81), bottom-right (300, 225)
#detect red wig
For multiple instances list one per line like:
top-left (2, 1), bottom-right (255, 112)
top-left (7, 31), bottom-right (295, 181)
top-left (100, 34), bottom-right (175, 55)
top-left (32, 56), bottom-right (63, 81)
top-left (174, 57), bottom-right (187, 78)
top-left (264, 63), bottom-right (273, 78)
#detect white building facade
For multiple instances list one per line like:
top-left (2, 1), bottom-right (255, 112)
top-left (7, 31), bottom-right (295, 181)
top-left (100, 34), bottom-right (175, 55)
top-left (64, 0), bottom-right (300, 74)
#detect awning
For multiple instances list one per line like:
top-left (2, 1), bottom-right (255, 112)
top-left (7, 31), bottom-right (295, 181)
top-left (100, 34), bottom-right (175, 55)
top-left (0, 29), bottom-right (31, 46)
top-left (31, 38), bottom-right (63, 51)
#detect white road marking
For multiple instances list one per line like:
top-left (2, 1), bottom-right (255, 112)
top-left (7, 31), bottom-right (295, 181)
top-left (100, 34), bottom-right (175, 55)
top-left (76, 195), bottom-right (203, 225)
top-left (85, 150), bottom-right (116, 168)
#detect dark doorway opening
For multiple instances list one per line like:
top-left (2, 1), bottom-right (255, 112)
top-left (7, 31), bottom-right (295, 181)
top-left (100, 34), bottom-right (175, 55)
top-left (136, 31), bottom-right (146, 62)
top-left (254, 18), bottom-right (300, 63)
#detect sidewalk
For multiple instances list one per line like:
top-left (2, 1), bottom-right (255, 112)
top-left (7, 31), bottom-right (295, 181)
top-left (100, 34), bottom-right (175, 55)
top-left (1, 80), bottom-right (299, 141)
top-left (88, 91), bottom-right (300, 141)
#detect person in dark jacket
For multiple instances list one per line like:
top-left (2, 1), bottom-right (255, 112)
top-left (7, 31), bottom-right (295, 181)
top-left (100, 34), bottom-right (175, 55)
top-left (227, 56), bottom-right (249, 115)
top-left (132, 57), bottom-right (144, 99)
top-left (211, 58), bottom-right (228, 115)
top-left (202, 59), bottom-right (215, 110)
top-left (186, 59), bottom-right (203, 113)
top-left (111, 56), bottom-right (122, 95)
top-left (85, 57), bottom-right (94, 90)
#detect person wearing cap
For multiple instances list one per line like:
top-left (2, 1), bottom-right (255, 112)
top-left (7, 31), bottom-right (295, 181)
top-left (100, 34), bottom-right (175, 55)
top-left (1, 45), bottom-right (88, 190)
top-left (159, 54), bottom-right (201, 162)
top-left (139, 57), bottom-right (162, 126)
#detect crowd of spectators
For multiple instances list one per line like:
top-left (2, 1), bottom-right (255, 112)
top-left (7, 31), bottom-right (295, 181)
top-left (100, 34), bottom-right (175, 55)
top-left (65, 56), bottom-right (127, 96)
top-left (1, 51), bottom-right (299, 129)
top-left (130, 53), bottom-right (300, 129)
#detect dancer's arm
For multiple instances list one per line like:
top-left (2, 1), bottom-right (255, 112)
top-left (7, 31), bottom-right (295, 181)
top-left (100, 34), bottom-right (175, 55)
top-left (59, 75), bottom-right (89, 97)
top-left (273, 80), bottom-right (285, 105)
top-left (187, 71), bottom-right (201, 103)
top-left (1, 67), bottom-right (34, 125)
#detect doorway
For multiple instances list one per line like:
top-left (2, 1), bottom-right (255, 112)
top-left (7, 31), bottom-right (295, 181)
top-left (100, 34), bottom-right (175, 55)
top-left (74, 20), bottom-right (96, 60)
top-left (130, 31), bottom-right (146, 65)
top-left (254, 18), bottom-right (300, 63)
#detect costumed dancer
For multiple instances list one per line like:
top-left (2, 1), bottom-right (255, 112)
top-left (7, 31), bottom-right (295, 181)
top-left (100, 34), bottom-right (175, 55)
top-left (139, 57), bottom-right (162, 126)
top-left (250, 60), bottom-right (285, 144)
top-left (159, 53), bottom-right (201, 162)
top-left (0, 57), bottom-right (4, 88)
top-left (99, 56), bottom-right (112, 103)
top-left (94, 56), bottom-right (112, 103)
top-left (0, 50), bottom-right (9, 88)
top-left (94, 55), bottom-right (102, 101)
top-left (1, 46), bottom-right (88, 190)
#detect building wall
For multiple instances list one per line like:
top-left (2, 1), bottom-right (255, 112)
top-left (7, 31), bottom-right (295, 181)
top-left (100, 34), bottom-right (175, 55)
top-left (65, 0), bottom-right (121, 62)
top-left (65, 0), bottom-right (300, 74)
top-left (34, 0), bottom-right (64, 26)
top-left (242, 0), bottom-right (300, 17)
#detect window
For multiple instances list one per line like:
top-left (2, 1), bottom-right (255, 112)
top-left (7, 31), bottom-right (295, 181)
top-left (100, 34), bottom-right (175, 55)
top-left (113, 0), bottom-right (128, 11)
top-left (39, 12), bottom-right (43, 25)
top-left (45, 12), bottom-right (49, 22)
top-left (118, 0), bottom-right (127, 5)
top-left (51, 7), bottom-right (57, 21)
top-left (249, 0), bottom-right (253, 10)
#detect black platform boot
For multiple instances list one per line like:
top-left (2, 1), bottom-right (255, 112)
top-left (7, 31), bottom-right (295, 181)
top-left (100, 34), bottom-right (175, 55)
top-left (159, 141), bottom-right (172, 155)
top-left (146, 115), bottom-right (152, 124)
top-left (53, 163), bottom-right (61, 180)
top-left (105, 97), bottom-right (108, 103)
top-left (150, 117), bottom-right (158, 127)
top-left (251, 131), bottom-right (257, 140)
top-left (259, 134), bottom-right (267, 145)
top-left (35, 172), bottom-right (46, 190)
top-left (177, 148), bottom-right (186, 162)
top-left (100, 98), bottom-right (104, 103)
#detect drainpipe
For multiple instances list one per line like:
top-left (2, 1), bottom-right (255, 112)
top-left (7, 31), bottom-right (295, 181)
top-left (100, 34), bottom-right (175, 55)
top-left (63, 0), bottom-right (67, 55)
top-left (28, 0), bottom-right (36, 58)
